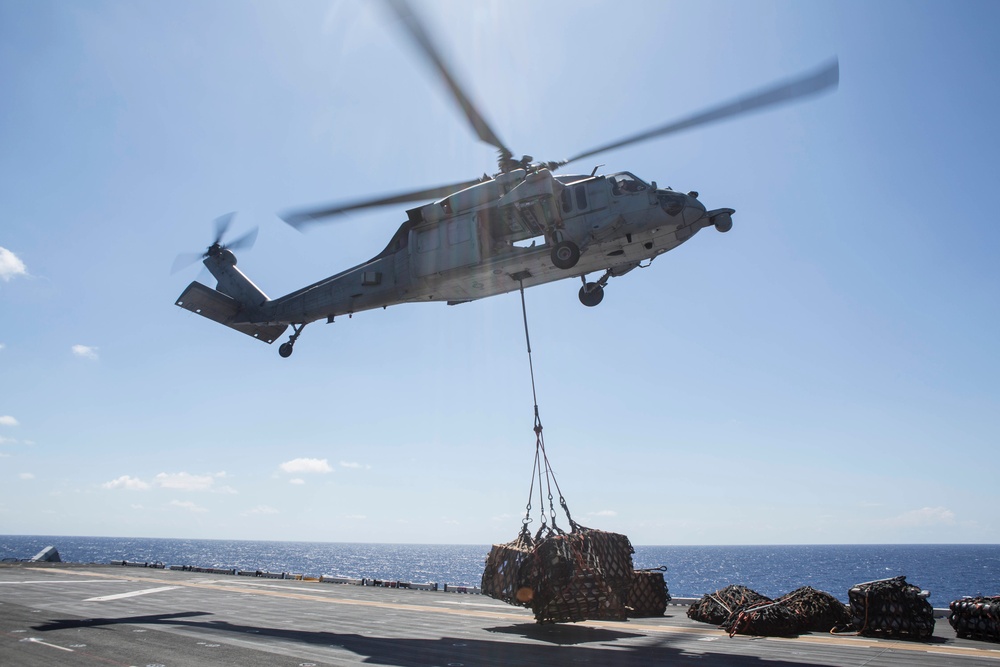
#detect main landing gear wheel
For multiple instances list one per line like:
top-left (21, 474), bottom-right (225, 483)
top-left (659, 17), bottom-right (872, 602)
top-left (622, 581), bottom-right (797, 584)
top-left (278, 323), bottom-right (307, 358)
top-left (551, 240), bottom-right (580, 270)
top-left (578, 282), bottom-right (604, 307)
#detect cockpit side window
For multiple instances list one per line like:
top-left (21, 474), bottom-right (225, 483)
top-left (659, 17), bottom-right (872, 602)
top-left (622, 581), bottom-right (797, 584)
top-left (611, 172), bottom-right (647, 195)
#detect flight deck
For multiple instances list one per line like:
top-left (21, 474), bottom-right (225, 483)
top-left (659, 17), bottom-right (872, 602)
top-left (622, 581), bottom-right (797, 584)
top-left (2, 563), bottom-right (999, 666)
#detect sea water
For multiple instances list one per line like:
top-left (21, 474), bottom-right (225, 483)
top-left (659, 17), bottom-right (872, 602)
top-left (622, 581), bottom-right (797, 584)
top-left (2, 535), bottom-right (996, 606)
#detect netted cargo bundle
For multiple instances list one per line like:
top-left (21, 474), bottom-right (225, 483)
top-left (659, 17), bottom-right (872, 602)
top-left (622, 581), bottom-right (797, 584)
top-left (848, 576), bottom-right (934, 639)
top-left (687, 585), bottom-right (772, 625)
top-left (481, 528), bottom-right (535, 607)
top-left (524, 529), bottom-right (630, 624)
top-left (949, 596), bottom-right (1000, 642)
top-left (489, 359), bottom-right (639, 624)
top-left (723, 600), bottom-right (803, 637)
top-left (778, 586), bottom-right (853, 633)
top-left (531, 561), bottom-right (623, 624)
top-left (577, 527), bottom-right (635, 593)
top-left (627, 567), bottom-right (670, 618)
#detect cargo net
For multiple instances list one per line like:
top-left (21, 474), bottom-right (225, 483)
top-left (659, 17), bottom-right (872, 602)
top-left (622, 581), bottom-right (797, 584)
top-left (778, 586), bottom-right (853, 633)
top-left (482, 523), bottom-right (637, 624)
top-left (949, 596), bottom-right (1000, 642)
top-left (848, 576), bottom-right (934, 639)
top-left (688, 585), bottom-right (852, 636)
top-left (688, 585), bottom-right (771, 626)
top-left (627, 567), bottom-right (671, 618)
top-left (480, 527), bottom-right (535, 608)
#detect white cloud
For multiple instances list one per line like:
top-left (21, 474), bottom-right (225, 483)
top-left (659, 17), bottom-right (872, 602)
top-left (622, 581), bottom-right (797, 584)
top-left (279, 458), bottom-right (333, 474)
top-left (102, 475), bottom-right (150, 491)
top-left (154, 471), bottom-right (230, 492)
top-left (19, 472), bottom-right (35, 480)
top-left (0, 436), bottom-right (16, 445)
top-left (169, 500), bottom-right (207, 513)
top-left (0, 416), bottom-right (19, 427)
top-left (339, 460), bottom-right (370, 470)
top-left (0, 453), bottom-right (9, 458)
top-left (885, 506), bottom-right (956, 527)
top-left (289, 478), bottom-right (306, 485)
top-left (72, 344), bottom-right (99, 360)
top-left (244, 505), bottom-right (279, 516)
top-left (0, 343), bottom-right (5, 351)
top-left (0, 247), bottom-right (27, 282)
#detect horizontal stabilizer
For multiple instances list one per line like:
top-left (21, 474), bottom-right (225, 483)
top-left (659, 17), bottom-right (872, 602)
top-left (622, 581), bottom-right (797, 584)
top-left (176, 282), bottom-right (287, 344)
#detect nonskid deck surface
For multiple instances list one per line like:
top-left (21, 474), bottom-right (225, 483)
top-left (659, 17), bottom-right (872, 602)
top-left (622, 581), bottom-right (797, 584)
top-left (1, 564), bottom-right (998, 667)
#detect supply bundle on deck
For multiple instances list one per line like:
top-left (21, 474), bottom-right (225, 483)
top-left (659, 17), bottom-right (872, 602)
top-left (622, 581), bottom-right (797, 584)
top-left (849, 575), bottom-right (934, 639)
top-left (688, 584), bottom-right (852, 636)
top-left (482, 524), bottom-right (636, 623)
top-left (949, 595), bottom-right (1000, 642)
top-left (481, 283), bottom-right (670, 624)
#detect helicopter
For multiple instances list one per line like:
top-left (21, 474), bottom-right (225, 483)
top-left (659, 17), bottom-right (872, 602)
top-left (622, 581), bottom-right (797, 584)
top-left (174, 1), bottom-right (838, 358)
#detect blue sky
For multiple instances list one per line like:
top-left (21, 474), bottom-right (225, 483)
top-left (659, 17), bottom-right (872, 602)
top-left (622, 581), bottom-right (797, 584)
top-left (2, 0), bottom-right (998, 546)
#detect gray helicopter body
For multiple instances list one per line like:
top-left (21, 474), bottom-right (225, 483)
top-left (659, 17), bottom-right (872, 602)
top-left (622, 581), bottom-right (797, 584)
top-left (176, 168), bottom-right (732, 354)
top-left (173, 0), bottom-right (834, 357)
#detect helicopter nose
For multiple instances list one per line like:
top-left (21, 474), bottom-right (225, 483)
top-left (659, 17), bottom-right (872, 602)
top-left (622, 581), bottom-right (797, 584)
top-left (683, 193), bottom-right (707, 226)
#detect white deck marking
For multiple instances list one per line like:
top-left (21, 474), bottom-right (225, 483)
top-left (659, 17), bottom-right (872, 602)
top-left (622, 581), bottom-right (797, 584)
top-left (84, 585), bottom-right (179, 602)
top-left (22, 637), bottom-right (74, 652)
top-left (0, 579), bottom-right (128, 584)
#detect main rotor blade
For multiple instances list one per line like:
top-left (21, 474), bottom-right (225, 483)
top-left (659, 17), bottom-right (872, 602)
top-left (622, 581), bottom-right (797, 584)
top-left (558, 59), bottom-right (839, 168)
top-left (384, 0), bottom-right (510, 156)
top-left (281, 177), bottom-right (486, 229)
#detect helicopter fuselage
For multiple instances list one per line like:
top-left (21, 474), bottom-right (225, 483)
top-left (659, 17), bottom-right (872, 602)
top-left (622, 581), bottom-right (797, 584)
top-left (175, 168), bottom-right (734, 353)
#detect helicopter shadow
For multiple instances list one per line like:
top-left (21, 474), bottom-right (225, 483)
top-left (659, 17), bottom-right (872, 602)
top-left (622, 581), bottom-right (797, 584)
top-left (33, 611), bottom-right (838, 667)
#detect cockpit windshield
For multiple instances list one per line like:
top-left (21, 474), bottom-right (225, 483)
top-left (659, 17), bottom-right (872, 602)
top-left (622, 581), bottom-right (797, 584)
top-left (609, 172), bottom-right (648, 195)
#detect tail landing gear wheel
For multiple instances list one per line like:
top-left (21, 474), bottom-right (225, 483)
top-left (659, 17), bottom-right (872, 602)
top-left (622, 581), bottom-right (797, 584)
top-left (551, 240), bottom-right (580, 270)
top-left (578, 282), bottom-right (604, 307)
top-left (279, 343), bottom-right (294, 358)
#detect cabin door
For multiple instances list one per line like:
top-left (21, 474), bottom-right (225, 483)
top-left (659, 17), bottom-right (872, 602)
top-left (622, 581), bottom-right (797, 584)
top-left (413, 216), bottom-right (481, 277)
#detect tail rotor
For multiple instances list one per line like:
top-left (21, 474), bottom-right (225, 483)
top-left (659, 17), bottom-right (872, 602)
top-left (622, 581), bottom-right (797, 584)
top-left (171, 212), bottom-right (258, 274)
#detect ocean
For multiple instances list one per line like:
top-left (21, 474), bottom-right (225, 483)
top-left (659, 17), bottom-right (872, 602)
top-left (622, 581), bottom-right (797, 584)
top-left (2, 535), bottom-right (996, 607)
